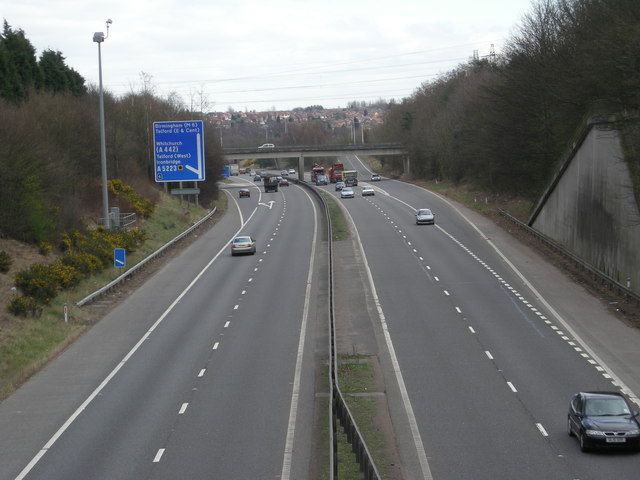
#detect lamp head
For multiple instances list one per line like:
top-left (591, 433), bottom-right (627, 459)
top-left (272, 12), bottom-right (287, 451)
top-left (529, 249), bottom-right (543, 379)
top-left (93, 32), bottom-right (104, 43)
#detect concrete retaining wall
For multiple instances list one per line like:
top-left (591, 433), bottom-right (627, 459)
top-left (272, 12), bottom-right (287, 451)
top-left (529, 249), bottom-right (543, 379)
top-left (531, 123), bottom-right (640, 293)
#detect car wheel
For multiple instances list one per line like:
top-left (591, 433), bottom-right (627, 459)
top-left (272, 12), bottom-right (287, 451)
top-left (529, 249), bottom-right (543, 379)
top-left (579, 432), bottom-right (590, 452)
top-left (567, 417), bottom-right (574, 437)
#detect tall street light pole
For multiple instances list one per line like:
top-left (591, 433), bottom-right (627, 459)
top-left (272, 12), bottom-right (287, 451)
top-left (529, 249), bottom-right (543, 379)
top-left (93, 19), bottom-right (112, 229)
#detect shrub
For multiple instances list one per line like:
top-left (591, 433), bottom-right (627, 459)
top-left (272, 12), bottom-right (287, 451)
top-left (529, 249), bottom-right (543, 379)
top-left (7, 295), bottom-right (40, 317)
top-left (38, 241), bottom-right (52, 255)
top-left (108, 179), bottom-right (156, 218)
top-left (0, 250), bottom-right (11, 273)
top-left (14, 264), bottom-right (58, 304)
top-left (61, 252), bottom-right (102, 275)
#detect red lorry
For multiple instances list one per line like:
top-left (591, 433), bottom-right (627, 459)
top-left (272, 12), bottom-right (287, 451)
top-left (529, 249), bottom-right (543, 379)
top-left (310, 164), bottom-right (325, 182)
top-left (328, 163), bottom-right (344, 183)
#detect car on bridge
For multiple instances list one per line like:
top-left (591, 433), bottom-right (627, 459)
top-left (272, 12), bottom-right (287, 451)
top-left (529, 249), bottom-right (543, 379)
top-left (258, 143), bottom-right (275, 148)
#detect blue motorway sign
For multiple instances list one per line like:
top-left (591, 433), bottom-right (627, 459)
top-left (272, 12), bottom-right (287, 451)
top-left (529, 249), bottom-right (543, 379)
top-left (114, 248), bottom-right (126, 268)
top-left (153, 120), bottom-right (205, 182)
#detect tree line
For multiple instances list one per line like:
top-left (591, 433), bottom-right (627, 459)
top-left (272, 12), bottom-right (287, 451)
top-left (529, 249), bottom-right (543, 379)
top-left (0, 22), bottom-right (225, 245)
top-left (373, 0), bottom-right (640, 205)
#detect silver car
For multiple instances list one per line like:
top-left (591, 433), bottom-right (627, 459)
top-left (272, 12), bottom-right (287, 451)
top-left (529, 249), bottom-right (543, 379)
top-left (340, 187), bottom-right (355, 198)
top-left (231, 236), bottom-right (256, 255)
top-left (415, 208), bottom-right (435, 225)
top-left (361, 186), bottom-right (375, 196)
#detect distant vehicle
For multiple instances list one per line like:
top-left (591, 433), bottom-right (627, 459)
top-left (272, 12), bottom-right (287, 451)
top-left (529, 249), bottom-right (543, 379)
top-left (239, 168), bottom-right (247, 174)
top-left (568, 391), bottom-right (640, 451)
top-left (361, 186), bottom-right (375, 196)
top-left (342, 170), bottom-right (358, 186)
top-left (310, 164), bottom-right (325, 183)
top-left (238, 188), bottom-right (251, 198)
top-left (335, 181), bottom-right (345, 191)
top-left (279, 178), bottom-right (289, 186)
top-left (264, 175), bottom-right (279, 193)
top-left (258, 143), bottom-right (275, 148)
top-left (229, 164), bottom-right (239, 176)
top-left (415, 208), bottom-right (435, 225)
top-left (288, 169), bottom-right (296, 175)
top-left (328, 163), bottom-right (344, 183)
top-left (340, 187), bottom-right (355, 198)
top-left (280, 170), bottom-right (289, 177)
top-left (254, 175), bottom-right (262, 182)
top-left (315, 175), bottom-right (329, 186)
top-left (231, 236), bottom-right (256, 256)
top-left (371, 173), bottom-right (381, 181)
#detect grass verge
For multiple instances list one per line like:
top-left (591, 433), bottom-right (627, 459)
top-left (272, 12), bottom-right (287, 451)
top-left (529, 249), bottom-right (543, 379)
top-left (319, 191), bottom-right (350, 242)
top-left (337, 355), bottom-right (394, 480)
top-left (0, 192), bottom-right (225, 401)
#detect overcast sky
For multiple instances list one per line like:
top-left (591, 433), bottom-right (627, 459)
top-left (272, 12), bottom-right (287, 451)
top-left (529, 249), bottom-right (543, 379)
top-left (3, 0), bottom-right (534, 112)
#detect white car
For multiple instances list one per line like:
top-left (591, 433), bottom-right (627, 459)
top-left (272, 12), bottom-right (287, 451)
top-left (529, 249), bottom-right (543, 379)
top-left (288, 169), bottom-right (296, 175)
top-left (258, 143), bottom-right (275, 149)
top-left (340, 187), bottom-right (355, 198)
top-left (361, 186), bottom-right (375, 196)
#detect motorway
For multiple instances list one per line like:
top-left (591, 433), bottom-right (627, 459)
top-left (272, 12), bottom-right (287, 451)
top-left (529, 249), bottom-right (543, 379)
top-left (1, 157), bottom-right (640, 479)
top-left (327, 155), bottom-right (640, 479)
top-left (0, 178), bottom-right (327, 479)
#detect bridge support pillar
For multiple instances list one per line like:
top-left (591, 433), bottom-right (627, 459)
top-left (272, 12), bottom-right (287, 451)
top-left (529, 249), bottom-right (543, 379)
top-left (403, 155), bottom-right (411, 177)
top-left (298, 154), bottom-right (304, 180)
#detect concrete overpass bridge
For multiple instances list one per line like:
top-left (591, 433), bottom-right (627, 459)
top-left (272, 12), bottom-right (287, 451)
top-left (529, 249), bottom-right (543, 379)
top-left (222, 143), bottom-right (410, 175)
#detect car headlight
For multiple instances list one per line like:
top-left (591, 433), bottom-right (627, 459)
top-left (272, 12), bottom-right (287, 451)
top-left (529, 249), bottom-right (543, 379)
top-left (627, 429), bottom-right (640, 436)
top-left (585, 429), bottom-right (606, 437)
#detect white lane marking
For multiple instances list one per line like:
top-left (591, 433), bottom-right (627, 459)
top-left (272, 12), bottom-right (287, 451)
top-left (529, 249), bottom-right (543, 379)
top-left (468, 326), bottom-right (476, 333)
top-left (444, 290), bottom-right (450, 296)
top-left (455, 307), bottom-right (462, 314)
top-left (179, 403), bottom-right (188, 414)
top-left (198, 369), bottom-right (206, 377)
top-left (233, 305), bottom-right (239, 310)
top-left (153, 449), bottom-right (165, 463)
top-left (280, 187), bottom-right (318, 480)
top-left (212, 342), bottom-right (219, 350)
top-left (14, 199), bottom-right (260, 480)
top-left (338, 206), bottom-right (434, 480)
top-left (485, 351), bottom-right (494, 360)
top-left (241, 290), bottom-right (246, 295)
top-left (536, 423), bottom-right (548, 436)
top-left (507, 382), bottom-right (518, 393)
top-left (224, 321), bottom-right (230, 328)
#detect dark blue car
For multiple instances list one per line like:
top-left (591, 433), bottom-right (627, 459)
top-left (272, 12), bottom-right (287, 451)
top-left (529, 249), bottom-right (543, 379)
top-left (568, 391), bottom-right (640, 451)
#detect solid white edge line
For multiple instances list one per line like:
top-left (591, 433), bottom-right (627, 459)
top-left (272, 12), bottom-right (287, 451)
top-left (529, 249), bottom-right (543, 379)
top-left (339, 203), bottom-right (434, 480)
top-left (15, 191), bottom-right (258, 480)
top-left (280, 187), bottom-right (317, 480)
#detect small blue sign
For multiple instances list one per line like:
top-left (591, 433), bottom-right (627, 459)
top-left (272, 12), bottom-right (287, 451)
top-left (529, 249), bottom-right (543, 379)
top-left (153, 120), bottom-right (206, 182)
top-left (114, 248), bottom-right (126, 268)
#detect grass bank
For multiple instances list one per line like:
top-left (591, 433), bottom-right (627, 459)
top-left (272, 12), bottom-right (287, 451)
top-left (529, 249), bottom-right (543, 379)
top-left (0, 192), bottom-right (224, 400)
